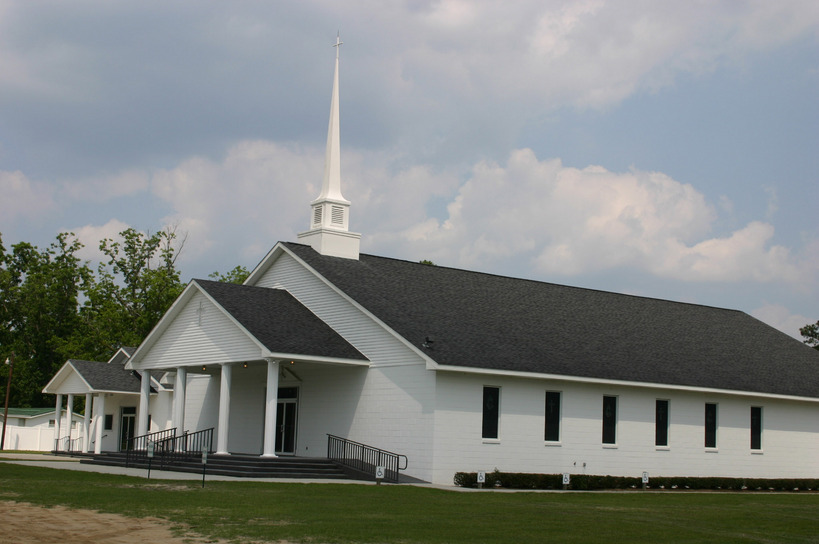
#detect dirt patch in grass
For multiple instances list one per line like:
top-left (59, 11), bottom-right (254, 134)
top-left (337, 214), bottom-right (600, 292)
top-left (3, 501), bottom-right (229, 544)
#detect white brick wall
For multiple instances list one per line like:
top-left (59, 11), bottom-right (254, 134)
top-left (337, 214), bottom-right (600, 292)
top-left (432, 372), bottom-right (819, 485)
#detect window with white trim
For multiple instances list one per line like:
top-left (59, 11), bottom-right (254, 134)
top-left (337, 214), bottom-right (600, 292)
top-left (705, 403), bottom-right (718, 448)
top-left (655, 399), bottom-right (669, 447)
top-left (482, 386), bottom-right (500, 440)
top-left (750, 406), bottom-right (762, 450)
top-left (602, 395), bottom-right (617, 445)
top-left (544, 391), bottom-right (561, 442)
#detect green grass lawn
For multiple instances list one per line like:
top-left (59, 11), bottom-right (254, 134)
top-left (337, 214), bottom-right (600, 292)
top-left (1, 463), bottom-right (818, 543)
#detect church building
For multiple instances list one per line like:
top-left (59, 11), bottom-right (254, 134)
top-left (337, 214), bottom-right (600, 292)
top-left (46, 39), bottom-right (819, 485)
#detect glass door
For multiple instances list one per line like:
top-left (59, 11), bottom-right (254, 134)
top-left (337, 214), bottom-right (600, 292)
top-left (119, 407), bottom-right (136, 451)
top-left (275, 387), bottom-right (298, 455)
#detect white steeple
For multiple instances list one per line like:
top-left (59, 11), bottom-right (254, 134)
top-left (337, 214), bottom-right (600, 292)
top-left (298, 34), bottom-right (361, 259)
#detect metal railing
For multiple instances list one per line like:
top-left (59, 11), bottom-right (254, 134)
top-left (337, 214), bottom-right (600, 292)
top-left (327, 434), bottom-right (408, 483)
top-left (54, 436), bottom-right (83, 453)
top-left (125, 428), bottom-right (214, 469)
top-left (125, 428), bottom-right (177, 467)
top-left (166, 428), bottom-right (214, 461)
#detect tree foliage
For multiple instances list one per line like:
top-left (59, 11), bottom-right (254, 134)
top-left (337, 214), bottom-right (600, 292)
top-left (209, 265), bottom-right (250, 285)
top-left (0, 233), bottom-right (91, 406)
top-left (73, 227), bottom-right (187, 358)
top-left (1, 226), bottom-right (254, 407)
top-left (0, 228), bottom-right (187, 407)
top-left (800, 321), bottom-right (819, 351)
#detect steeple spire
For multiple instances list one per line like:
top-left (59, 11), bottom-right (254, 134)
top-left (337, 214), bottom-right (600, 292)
top-left (297, 34), bottom-right (361, 259)
top-left (317, 33), bottom-right (346, 203)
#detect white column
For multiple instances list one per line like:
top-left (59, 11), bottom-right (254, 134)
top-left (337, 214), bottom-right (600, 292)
top-left (172, 367), bottom-right (187, 432)
top-left (262, 360), bottom-right (280, 457)
top-left (83, 393), bottom-right (92, 453)
top-left (53, 394), bottom-right (63, 452)
top-left (65, 394), bottom-right (74, 451)
top-left (138, 370), bottom-right (151, 436)
top-left (94, 394), bottom-right (106, 455)
top-left (216, 363), bottom-right (233, 455)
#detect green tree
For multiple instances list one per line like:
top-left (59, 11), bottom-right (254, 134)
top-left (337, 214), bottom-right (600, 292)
top-left (800, 321), bottom-right (819, 350)
top-left (76, 227), bottom-right (187, 358)
top-left (209, 265), bottom-right (250, 284)
top-left (0, 233), bottom-right (91, 407)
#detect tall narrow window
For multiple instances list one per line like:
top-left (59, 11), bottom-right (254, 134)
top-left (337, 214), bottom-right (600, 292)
top-left (544, 391), bottom-right (561, 442)
top-left (655, 399), bottom-right (669, 447)
top-left (482, 386), bottom-right (500, 440)
top-left (602, 396), bottom-right (617, 444)
top-left (704, 403), bottom-right (718, 448)
top-left (750, 406), bottom-right (762, 450)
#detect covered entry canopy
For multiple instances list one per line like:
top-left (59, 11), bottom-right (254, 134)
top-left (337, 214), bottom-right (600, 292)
top-left (124, 279), bottom-right (369, 457)
top-left (127, 279), bottom-right (369, 371)
top-left (42, 348), bottom-right (155, 454)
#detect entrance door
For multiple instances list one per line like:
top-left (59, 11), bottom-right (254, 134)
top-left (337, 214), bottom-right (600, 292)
top-left (275, 387), bottom-right (298, 455)
top-left (119, 407), bottom-right (136, 451)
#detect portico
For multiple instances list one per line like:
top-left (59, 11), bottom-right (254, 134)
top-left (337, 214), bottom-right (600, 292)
top-left (42, 348), bottom-right (153, 454)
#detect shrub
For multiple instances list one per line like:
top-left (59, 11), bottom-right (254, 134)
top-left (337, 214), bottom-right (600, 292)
top-left (452, 471), bottom-right (819, 491)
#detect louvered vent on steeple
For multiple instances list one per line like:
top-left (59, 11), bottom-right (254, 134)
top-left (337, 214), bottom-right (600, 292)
top-left (331, 205), bottom-right (344, 225)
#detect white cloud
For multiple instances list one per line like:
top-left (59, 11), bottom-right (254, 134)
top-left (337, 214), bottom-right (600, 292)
top-left (375, 148), bottom-right (811, 287)
top-left (751, 304), bottom-right (812, 340)
top-left (657, 222), bottom-right (804, 283)
top-left (383, 1), bottom-right (819, 112)
top-left (0, 169), bottom-right (55, 221)
top-left (60, 170), bottom-right (150, 202)
top-left (146, 139), bottom-right (461, 268)
top-left (149, 140), bottom-right (321, 264)
top-left (70, 218), bottom-right (132, 265)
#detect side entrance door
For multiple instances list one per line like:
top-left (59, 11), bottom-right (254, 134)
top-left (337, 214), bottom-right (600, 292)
top-left (275, 387), bottom-right (298, 455)
top-left (119, 407), bottom-right (136, 451)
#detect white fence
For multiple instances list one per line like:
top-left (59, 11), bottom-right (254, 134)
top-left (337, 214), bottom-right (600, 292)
top-left (1, 426), bottom-right (84, 452)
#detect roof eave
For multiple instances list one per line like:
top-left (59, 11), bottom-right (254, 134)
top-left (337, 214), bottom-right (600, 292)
top-left (432, 364), bottom-right (819, 403)
top-left (261, 350), bottom-right (369, 367)
top-left (42, 361), bottom-right (94, 394)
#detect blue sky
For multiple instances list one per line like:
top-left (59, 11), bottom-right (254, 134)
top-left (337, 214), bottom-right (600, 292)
top-left (1, 1), bottom-right (817, 339)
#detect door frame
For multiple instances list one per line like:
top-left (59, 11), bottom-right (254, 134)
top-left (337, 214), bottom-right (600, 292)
top-left (119, 406), bottom-right (137, 451)
top-left (275, 387), bottom-right (299, 455)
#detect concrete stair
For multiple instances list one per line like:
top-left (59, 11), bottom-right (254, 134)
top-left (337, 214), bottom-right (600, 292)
top-left (81, 452), bottom-right (354, 480)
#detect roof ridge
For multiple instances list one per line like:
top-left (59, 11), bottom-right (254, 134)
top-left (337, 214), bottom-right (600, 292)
top-left (285, 241), bottom-right (743, 314)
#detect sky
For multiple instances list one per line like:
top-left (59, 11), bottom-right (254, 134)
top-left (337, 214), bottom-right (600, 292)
top-left (1, 1), bottom-right (817, 340)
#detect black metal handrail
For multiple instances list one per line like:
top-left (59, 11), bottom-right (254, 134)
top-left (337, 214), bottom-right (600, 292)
top-left (327, 434), bottom-right (408, 483)
top-left (125, 428), bottom-right (177, 467)
top-left (53, 436), bottom-right (82, 453)
top-left (125, 427), bottom-right (215, 469)
top-left (164, 428), bottom-right (214, 462)
top-left (66, 436), bottom-right (82, 452)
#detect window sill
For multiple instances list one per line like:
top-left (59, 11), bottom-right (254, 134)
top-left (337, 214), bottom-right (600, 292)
top-left (544, 441), bottom-right (562, 447)
top-left (602, 444), bottom-right (618, 449)
top-left (482, 438), bottom-right (500, 445)
top-left (705, 447), bottom-right (719, 453)
top-left (751, 449), bottom-right (764, 455)
top-left (655, 446), bottom-right (670, 451)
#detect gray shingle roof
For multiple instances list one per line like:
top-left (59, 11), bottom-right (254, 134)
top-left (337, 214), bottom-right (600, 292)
top-left (194, 279), bottom-right (367, 362)
top-left (284, 242), bottom-right (819, 399)
top-left (68, 359), bottom-right (144, 393)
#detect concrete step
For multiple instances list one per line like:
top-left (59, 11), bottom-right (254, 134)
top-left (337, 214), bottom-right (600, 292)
top-left (81, 453), bottom-right (354, 480)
